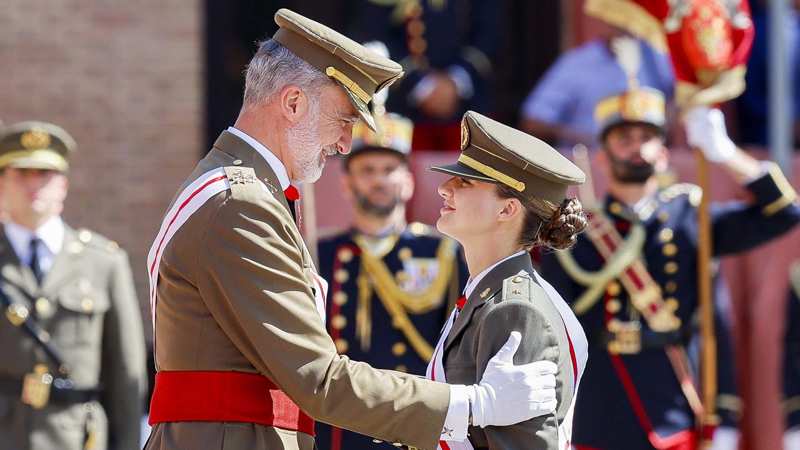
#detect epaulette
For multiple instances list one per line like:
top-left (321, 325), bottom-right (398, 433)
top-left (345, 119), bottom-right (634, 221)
top-left (223, 166), bottom-right (260, 201)
top-left (658, 182), bottom-right (702, 207)
top-left (76, 228), bottom-right (121, 253)
top-left (500, 271), bottom-right (532, 303)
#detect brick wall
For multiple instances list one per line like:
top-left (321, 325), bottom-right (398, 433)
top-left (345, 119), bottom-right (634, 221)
top-left (0, 0), bottom-right (204, 340)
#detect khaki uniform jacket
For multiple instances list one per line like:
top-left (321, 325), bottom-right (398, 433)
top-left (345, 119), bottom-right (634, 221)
top-left (443, 253), bottom-right (576, 450)
top-left (0, 225), bottom-right (147, 450)
top-left (145, 131), bottom-right (450, 450)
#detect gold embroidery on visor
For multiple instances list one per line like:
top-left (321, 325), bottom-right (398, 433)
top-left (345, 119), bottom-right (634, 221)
top-left (458, 154), bottom-right (525, 192)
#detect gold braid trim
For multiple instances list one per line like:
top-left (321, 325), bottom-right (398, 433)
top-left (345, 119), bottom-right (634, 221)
top-left (790, 261), bottom-right (800, 300)
top-left (584, 0), bottom-right (667, 52)
top-left (356, 270), bottom-right (373, 352)
top-left (762, 162), bottom-right (798, 217)
top-left (555, 220), bottom-right (647, 315)
top-left (355, 236), bottom-right (455, 313)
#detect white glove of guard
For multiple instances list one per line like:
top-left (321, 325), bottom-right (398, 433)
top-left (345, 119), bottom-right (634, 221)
top-left (471, 331), bottom-right (558, 428)
top-left (785, 427), bottom-right (800, 450)
top-left (708, 426), bottom-right (739, 450)
top-left (683, 106), bottom-right (737, 163)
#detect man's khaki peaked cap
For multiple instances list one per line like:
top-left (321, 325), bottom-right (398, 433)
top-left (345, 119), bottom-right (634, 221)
top-left (273, 8), bottom-right (404, 131)
top-left (431, 111), bottom-right (585, 205)
top-left (0, 121), bottom-right (76, 172)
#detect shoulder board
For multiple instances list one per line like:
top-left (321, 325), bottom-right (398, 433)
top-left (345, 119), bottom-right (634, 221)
top-left (223, 166), bottom-right (262, 201)
top-left (659, 182), bottom-right (702, 207)
top-left (791, 261), bottom-right (800, 299)
top-left (500, 271), bottom-right (533, 303)
top-left (77, 228), bottom-right (121, 253)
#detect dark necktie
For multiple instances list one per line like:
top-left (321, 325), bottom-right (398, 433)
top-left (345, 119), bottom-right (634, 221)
top-left (29, 237), bottom-right (43, 284)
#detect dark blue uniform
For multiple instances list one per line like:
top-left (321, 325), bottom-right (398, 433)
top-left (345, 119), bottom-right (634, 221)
top-left (784, 263), bottom-right (800, 431)
top-left (540, 169), bottom-right (800, 449)
top-left (349, 0), bottom-right (500, 124)
top-left (315, 222), bottom-right (468, 450)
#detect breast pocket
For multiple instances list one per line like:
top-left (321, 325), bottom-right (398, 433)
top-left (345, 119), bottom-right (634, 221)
top-left (53, 284), bottom-right (110, 347)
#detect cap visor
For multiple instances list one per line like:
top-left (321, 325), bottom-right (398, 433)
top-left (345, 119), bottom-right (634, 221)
top-left (429, 162), bottom-right (496, 183)
top-left (7, 157), bottom-right (67, 172)
top-left (339, 85), bottom-right (377, 132)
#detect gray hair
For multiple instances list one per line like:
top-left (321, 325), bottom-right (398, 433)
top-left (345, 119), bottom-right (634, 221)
top-left (243, 40), bottom-right (332, 107)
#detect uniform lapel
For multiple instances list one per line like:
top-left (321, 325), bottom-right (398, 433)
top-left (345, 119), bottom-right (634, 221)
top-left (444, 252), bottom-right (534, 352)
top-left (0, 227), bottom-right (38, 304)
top-left (40, 226), bottom-right (80, 296)
top-left (212, 130), bottom-right (293, 215)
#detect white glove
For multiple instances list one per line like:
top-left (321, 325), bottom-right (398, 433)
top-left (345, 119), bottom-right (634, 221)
top-left (471, 331), bottom-right (558, 428)
top-left (708, 426), bottom-right (739, 450)
top-left (683, 106), bottom-right (737, 162)
top-left (785, 427), bottom-right (800, 450)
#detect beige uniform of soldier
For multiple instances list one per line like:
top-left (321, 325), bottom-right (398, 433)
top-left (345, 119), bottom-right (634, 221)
top-left (0, 122), bottom-right (147, 450)
top-left (144, 9), bottom-right (560, 450)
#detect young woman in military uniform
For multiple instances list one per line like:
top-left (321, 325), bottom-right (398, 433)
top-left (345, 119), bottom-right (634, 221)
top-left (427, 111), bottom-right (590, 450)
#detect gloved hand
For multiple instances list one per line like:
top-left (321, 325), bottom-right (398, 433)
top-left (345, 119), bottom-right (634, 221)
top-left (708, 426), bottom-right (739, 450)
top-left (471, 331), bottom-right (558, 428)
top-left (785, 427), bottom-right (800, 450)
top-left (683, 106), bottom-right (737, 163)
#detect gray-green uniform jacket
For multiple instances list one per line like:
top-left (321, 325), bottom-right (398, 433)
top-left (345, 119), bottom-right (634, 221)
top-left (0, 224), bottom-right (147, 450)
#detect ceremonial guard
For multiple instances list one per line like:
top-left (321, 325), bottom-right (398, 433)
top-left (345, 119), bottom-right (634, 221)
top-left (784, 261), bottom-right (800, 449)
top-left (316, 105), bottom-right (467, 450)
top-left (540, 86), bottom-right (800, 450)
top-left (0, 122), bottom-right (147, 450)
top-left (350, 0), bottom-right (500, 150)
top-left (145, 10), bottom-right (560, 450)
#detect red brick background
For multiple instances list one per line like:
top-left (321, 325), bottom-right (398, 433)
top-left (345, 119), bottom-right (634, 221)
top-left (0, 0), bottom-right (204, 340)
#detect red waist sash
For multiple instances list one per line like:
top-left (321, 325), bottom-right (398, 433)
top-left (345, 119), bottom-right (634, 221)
top-left (148, 370), bottom-right (315, 436)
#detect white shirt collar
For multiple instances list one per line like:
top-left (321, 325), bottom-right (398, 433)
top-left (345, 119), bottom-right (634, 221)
top-left (4, 216), bottom-right (65, 262)
top-left (464, 250), bottom-right (527, 298)
top-left (227, 126), bottom-right (291, 190)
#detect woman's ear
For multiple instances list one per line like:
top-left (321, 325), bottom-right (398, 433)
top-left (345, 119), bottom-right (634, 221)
top-left (498, 197), bottom-right (522, 223)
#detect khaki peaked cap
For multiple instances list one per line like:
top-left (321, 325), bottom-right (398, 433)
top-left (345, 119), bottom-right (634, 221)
top-left (273, 8), bottom-right (404, 131)
top-left (0, 121), bottom-right (76, 172)
top-left (431, 111), bottom-right (585, 205)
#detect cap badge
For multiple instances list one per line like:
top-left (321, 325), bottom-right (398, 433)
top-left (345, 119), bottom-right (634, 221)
top-left (20, 129), bottom-right (51, 150)
top-left (460, 119), bottom-right (469, 150)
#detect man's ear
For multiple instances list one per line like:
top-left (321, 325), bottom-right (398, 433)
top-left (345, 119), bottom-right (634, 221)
top-left (279, 85), bottom-right (309, 124)
top-left (400, 166), bottom-right (415, 202)
top-left (597, 146), bottom-right (612, 178)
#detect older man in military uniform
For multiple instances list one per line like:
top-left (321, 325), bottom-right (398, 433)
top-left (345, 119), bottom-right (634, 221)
top-left (540, 88), bottom-right (800, 450)
top-left (316, 107), bottom-right (467, 450)
top-left (144, 9), bottom-right (560, 450)
top-left (0, 121), bottom-right (147, 450)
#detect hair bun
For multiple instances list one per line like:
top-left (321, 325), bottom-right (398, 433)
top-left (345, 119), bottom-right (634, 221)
top-left (540, 198), bottom-right (587, 250)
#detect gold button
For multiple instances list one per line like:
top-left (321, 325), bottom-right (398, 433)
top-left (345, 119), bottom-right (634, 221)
top-left (606, 299), bottom-right (622, 313)
top-left (659, 228), bottom-right (674, 243)
top-left (334, 269), bottom-right (349, 284)
top-left (334, 338), bottom-right (348, 353)
top-left (81, 298), bottom-right (94, 312)
top-left (398, 247), bottom-right (412, 261)
top-left (232, 159), bottom-right (243, 166)
top-left (6, 303), bottom-right (29, 326)
top-left (409, 223), bottom-right (426, 235)
top-left (331, 315), bottom-right (347, 330)
top-left (663, 243), bottom-right (678, 257)
top-left (337, 248), bottom-right (353, 263)
top-left (607, 319), bottom-right (622, 332)
top-left (333, 292), bottom-right (347, 306)
top-left (658, 211), bottom-right (670, 222)
top-left (606, 281), bottom-right (621, 296)
top-left (395, 365), bottom-right (408, 373)
top-left (664, 262), bottom-right (678, 274)
top-left (608, 342), bottom-right (621, 354)
top-left (35, 298), bottom-right (52, 317)
top-left (609, 202), bottom-right (623, 215)
top-left (480, 288), bottom-right (491, 298)
top-left (665, 298), bottom-right (679, 311)
top-left (664, 281), bottom-right (678, 293)
top-left (511, 276), bottom-right (523, 284)
top-left (78, 230), bottom-right (92, 243)
top-left (392, 342), bottom-right (407, 356)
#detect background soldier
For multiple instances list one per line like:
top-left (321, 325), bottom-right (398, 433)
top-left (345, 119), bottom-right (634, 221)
top-left (316, 107), bottom-right (467, 450)
top-left (349, 0), bottom-right (500, 151)
top-left (540, 88), bottom-right (800, 449)
top-left (0, 121), bottom-right (147, 450)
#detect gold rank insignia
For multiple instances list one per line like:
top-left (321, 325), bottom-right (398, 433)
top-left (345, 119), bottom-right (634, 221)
top-left (20, 128), bottom-right (51, 150)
